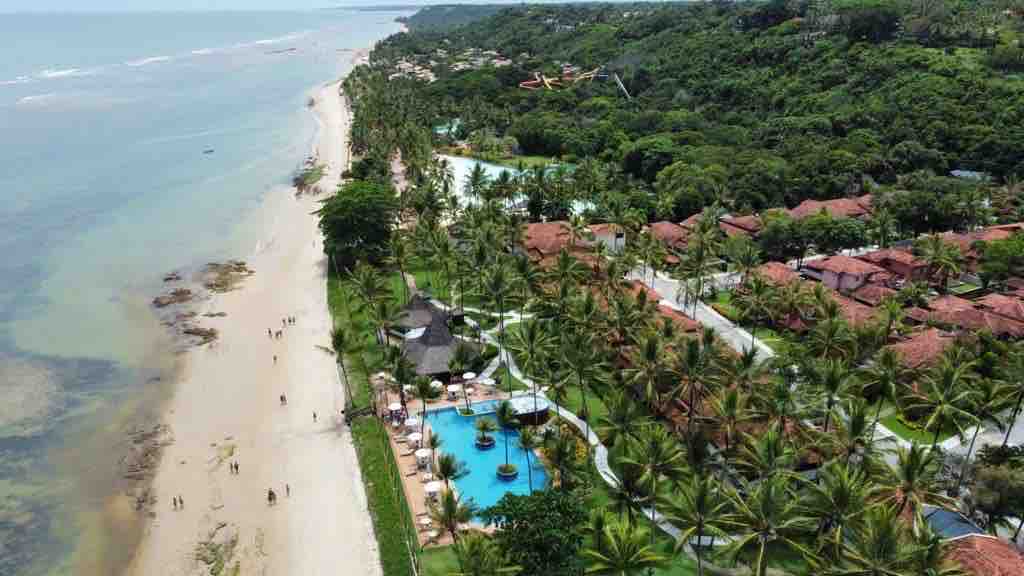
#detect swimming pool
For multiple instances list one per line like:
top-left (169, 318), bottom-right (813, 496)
top-left (427, 400), bottom-right (548, 512)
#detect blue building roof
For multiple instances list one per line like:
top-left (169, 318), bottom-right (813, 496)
top-left (923, 506), bottom-right (984, 539)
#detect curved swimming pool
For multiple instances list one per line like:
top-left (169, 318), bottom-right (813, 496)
top-left (426, 400), bottom-right (548, 512)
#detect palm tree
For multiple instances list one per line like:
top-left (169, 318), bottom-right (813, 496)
top-left (495, 400), bottom-right (518, 475)
top-left (512, 253), bottom-right (541, 319)
top-left (430, 489), bottom-right (478, 543)
top-left (807, 358), bottom-right (858, 434)
top-left (732, 275), bottom-right (775, 344)
top-left (598, 391), bottom-right (650, 451)
top-left (582, 520), bottom-right (668, 576)
top-left (905, 359), bottom-right (980, 449)
top-left (517, 426), bottom-right (539, 493)
top-left (710, 387), bottom-right (752, 456)
top-left (545, 430), bottom-right (578, 491)
top-left (561, 331), bottom-right (601, 452)
top-left (584, 509), bottom-right (614, 557)
top-left (723, 236), bottom-right (762, 286)
top-left (735, 422), bottom-right (795, 481)
top-left (859, 347), bottom-right (906, 444)
top-left (956, 377), bottom-right (1010, 493)
top-left (435, 452), bottom-right (468, 490)
top-left (826, 505), bottom-right (915, 576)
top-left (999, 348), bottom-right (1024, 448)
top-left (607, 460), bottom-right (647, 525)
top-left (807, 317), bottom-right (858, 362)
top-left (330, 325), bottom-right (356, 409)
top-left (622, 425), bottom-right (686, 560)
top-left (475, 417), bottom-right (498, 448)
top-left (428, 431), bottom-right (442, 467)
top-left (389, 233), bottom-right (411, 305)
top-left (915, 234), bottom-right (963, 293)
top-left (624, 333), bottom-right (668, 412)
top-left (882, 443), bottom-right (953, 516)
top-left (414, 376), bottom-right (433, 437)
top-left (723, 475), bottom-right (815, 576)
top-left (803, 461), bottom-right (873, 561)
top-left (663, 474), bottom-right (731, 576)
top-left (670, 330), bottom-right (721, 438)
top-left (481, 261), bottom-right (515, 392)
top-left (451, 531), bottom-right (521, 576)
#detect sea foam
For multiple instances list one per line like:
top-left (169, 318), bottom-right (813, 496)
top-left (125, 56), bottom-right (172, 67)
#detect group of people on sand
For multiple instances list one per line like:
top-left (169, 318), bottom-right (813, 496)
top-left (269, 317), bottom-right (295, 340)
top-left (170, 495), bottom-right (185, 510)
top-left (267, 484), bottom-right (290, 505)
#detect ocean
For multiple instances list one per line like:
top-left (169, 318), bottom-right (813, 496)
top-left (0, 10), bottom-right (406, 575)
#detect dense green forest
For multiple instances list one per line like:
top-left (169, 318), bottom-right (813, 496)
top-left (399, 4), bottom-right (509, 31)
top-left (356, 0), bottom-right (1024, 216)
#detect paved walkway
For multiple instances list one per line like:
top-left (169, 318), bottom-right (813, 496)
top-left (629, 270), bottom-right (775, 361)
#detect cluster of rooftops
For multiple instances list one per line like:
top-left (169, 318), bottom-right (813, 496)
top-left (520, 192), bottom-right (1024, 373)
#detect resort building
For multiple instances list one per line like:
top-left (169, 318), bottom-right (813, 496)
top-left (787, 194), bottom-right (873, 220)
top-left (944, 534), bottom-right (1024, 576)
top-left (905, 295), bottom-right (1024, 338)
top-left (401, 311), bottom-right (476, 377)
top-left (589, 223), bottom-right (626, 253)
top-left (751, 262), bottom-right (800, 286)
top-left (801, 255), bottom-right (888, 292)
top-left (718, 214), bottom-right (763, 238)
top-left (647, 221), bottom-right (689, 252)
top-left (856, 248), bottom-right (930, 283)
top-left (883, 328), bottom-right (958, 370)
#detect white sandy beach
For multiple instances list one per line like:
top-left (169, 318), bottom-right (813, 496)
top-left (127, 78), bottom-right (380, 575)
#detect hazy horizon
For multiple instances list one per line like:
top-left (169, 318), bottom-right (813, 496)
top-left (0, 0), bottom-right (602, 15)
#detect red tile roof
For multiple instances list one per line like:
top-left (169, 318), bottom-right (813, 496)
top-left (858, 248), bottom-right (927, 269)
top-left (648, 221), bottom-right (688, 249)
top-left (885, 328), bottom-right (958, 370)
top-left (945, 535), bottom-right (1024, 576)
top-left (679, 213), bottom-right (703, 230)
top-left (928, 295), bottom-right (975, 313)
top-left (626, 280), bottom-right (663, 304)
top-left (850, 283), bottom-right (897, 306)
top-left (524, 221), bottom-right (572, 257)
top-left (978, 293), bottom-right (1024, 323)
top-left (753, 262), bottom-right (800, 286)
top-left (908, 297), bottom-right (1024, 338)
top-left (805, 255), bottom-right (887, 277)
top-left (788, 194), bottom-right (872, 220)
top-left (833, 294), bottom-right (879, 326)
top-left (657, 304), bottom-right (701, 332)
top-left (720, 215), bottom-right (763, 234)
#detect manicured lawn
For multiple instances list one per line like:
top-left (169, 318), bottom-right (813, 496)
top-left (350, 417), bottom-right (419, 576)
top-left (712, 291), bottom-right (739, 321)
top-left (879, 413), bottom-right (956, 445)
top-left (559, 384), bottom-right (610, 423)
top-left (420, 546), bottom-right (460, 575)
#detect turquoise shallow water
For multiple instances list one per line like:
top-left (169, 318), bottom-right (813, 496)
top-left (426, 400), bottom-right (548, 512)
top-left (0, 10), bottom-right (406, 575)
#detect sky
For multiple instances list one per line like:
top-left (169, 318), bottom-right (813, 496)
top-left (0, 0), bottom-right (537, 13)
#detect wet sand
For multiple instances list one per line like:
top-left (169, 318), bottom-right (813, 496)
top-left (125, 77), bottom-right (380, 575)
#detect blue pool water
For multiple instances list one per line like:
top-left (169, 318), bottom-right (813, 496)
top-left (427, 400), bottom-right (548, 512)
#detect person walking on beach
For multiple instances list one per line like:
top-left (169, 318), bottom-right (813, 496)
top-left (313, 411), bottom-right (317, 423)
top-left (280, 393), bottom-right (287, 406)
top-left (286, 484), bottom-right (290, 497)
top-left (178, 495), bottom-right (184, 509)
top-left (273, 355), bottom-right (277, 365)
top-left (172, 496), bottom-right (178, 510)
top-left (268, 328), bottom-right (272, 338)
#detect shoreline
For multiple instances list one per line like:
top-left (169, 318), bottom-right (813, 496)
top-left (124, 64), bottom-right (380, 575)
